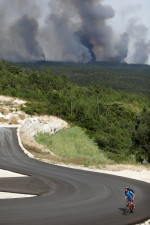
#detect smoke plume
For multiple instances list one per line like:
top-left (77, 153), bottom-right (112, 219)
top-left (0, 0), bottom-right (44, 61)
top-left (12, 15), bottom-right (45, 59)
top-left (45, 0), bottom-right (116, 62)
top-left (0, 0), bottom-right (149, 64)
top-left (127, 19), bottom-right (150, 64)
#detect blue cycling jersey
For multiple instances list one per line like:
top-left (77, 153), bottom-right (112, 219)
top-left (126, 191), bottom-right (133, 200)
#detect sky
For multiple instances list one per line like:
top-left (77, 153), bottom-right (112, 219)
top-left (0, 0), bottom-right (149, 64)
top-left (104, 0), bottom-right (149, 32)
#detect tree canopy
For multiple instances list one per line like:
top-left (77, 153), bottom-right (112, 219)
top-left (1, 60), bottom-right (150, 163)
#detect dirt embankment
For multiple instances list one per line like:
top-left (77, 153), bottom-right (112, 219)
top-left (0, 95), bottom-right (68, 157)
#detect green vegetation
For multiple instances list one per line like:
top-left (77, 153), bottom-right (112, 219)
top-left (132, 109), bottom-right (150, 162)
top-left (35, 126), bottom-right (111, 166)
top-left (0, 60), bottom-right (150, 163)
top-left (13, 61), bottom-right (150, 97)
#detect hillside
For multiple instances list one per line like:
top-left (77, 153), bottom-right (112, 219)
top-left (13, 61), bottom-right (150, 97)
top-left (0, 60), bottom-right (150, 163)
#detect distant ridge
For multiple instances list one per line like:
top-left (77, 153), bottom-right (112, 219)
top-left (12, 61), bottom-right (150, 97)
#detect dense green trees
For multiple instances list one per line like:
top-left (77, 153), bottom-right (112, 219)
top-left (13, 61), bottom-right (150, 97)
top-left (0, 60), bottom-right (150, 163)
top-left (132, 109), bottom-right (150, 162)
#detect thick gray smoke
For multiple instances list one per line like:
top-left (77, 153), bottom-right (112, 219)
top-left (12, 15), bottom-right (45, 59)
top-left (45, 0), bottom-right (117, 62)
top-left (127, 19), bottom-right (150, 64)
top-left (115, 33), bottom-right (129, 63)
top-left (133, 41), bottom-right (150, 64)
top-left (0, 0), bottom-right (44, 61)
top-left (71, 0), bottom-right (115, 61)
top-left (0, 0), bottom-right (149, 64)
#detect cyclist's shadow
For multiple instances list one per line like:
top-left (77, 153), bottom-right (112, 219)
top-left (118, 207), bottom-right (128, 215)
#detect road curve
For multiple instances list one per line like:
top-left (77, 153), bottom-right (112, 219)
top-left (0, 127), bottom-right (150, 225)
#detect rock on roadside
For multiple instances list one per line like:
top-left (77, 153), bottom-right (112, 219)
top-left (20, 116), bottom-right (69, 137)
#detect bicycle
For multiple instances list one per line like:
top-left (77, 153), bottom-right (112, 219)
top-left (124, 200), bottom-right (135, 215)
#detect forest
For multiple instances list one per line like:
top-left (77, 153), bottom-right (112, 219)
top-left (13, 61), bottom-right (150, 98)
top-left (0, 60), bottom-right (150, 163)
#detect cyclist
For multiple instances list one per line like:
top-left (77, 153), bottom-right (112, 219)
top-left (124, 187), bottom-right (135, 211)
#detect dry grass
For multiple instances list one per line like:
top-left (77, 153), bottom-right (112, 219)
top-left (18, 113), bottom-right (26, 120)
top-left (24, 145), bottom-right (60, 164)
top-left (5, 101), bottom-right (13, 106)
top-left (20, 132), bottom-right (59, 163)
top-left (99, 163), bottom-right (150, 171)
top-left (9, 116), bottom-right (19, 124)
top-left (23, 143), bottom-right (42, 154)
top-left (0, 117), bottom-right (8, 123)
top-left (0, 107), bottom-right (10, 115)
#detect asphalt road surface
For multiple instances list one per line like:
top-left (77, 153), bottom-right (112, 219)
top-left (0, 127), bottom-right (150, 225)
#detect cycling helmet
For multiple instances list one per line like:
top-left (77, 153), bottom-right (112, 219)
top-left (125, 187), bottom-right (129, 193)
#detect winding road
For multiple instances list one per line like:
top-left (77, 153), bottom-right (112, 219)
top-left (0, 127), bottom-right (150, 225)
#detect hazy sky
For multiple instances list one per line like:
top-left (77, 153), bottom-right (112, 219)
top-left (0, 0), bottom-right (149, 64)
top-left (104, 0), bottom-right (149, 36)
top-left (104, 0), bottom-right (149, 30)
